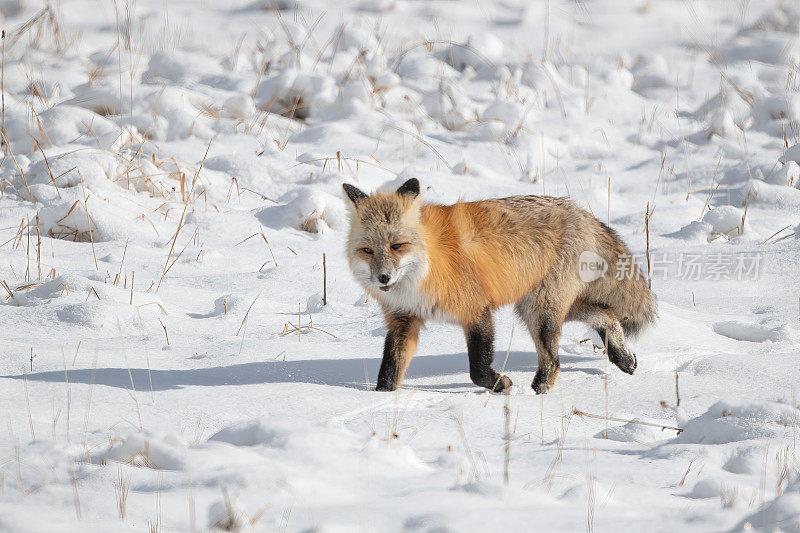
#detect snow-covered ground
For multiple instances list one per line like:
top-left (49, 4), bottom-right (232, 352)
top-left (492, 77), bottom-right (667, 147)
top-left (0, 0), bottom-right (799, 531)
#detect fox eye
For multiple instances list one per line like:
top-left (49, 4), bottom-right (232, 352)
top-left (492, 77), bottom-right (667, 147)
top-left (361, 247), bottom-right (374, 255)
top-left (390, 243), bottom-right (407, 251)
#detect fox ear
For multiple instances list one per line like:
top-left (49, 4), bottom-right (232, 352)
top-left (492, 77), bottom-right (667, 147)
top-left (396, 178), bottom-right (420, 198)
top-left (342, 183), bottom-right (368, 207)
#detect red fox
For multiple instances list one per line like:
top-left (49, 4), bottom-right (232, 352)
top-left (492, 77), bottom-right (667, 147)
top-left (343, 178), bottom-right (656, 394)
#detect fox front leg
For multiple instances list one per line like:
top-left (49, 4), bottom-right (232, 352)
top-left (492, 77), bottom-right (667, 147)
top-left (464, 308), bottom-right (512, 392)
top-left (376, 314), bottom-right (423, 391)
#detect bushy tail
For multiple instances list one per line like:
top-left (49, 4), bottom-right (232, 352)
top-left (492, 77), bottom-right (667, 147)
top-left (615, 270), bottom-right (657, 338)
top-left (593, 223), bottom-right (657, 339)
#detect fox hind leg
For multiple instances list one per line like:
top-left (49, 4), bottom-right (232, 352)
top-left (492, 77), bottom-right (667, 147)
top-left (567, 300), bottom-right (637, 375)
top-left (515, 293), bottom-right (564, 394)
top-left (463, 307), bottom-right (512, 392)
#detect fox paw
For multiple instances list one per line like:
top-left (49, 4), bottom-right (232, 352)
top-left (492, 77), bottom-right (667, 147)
top-left (488, 374), bottom-right (512, 393)
top-left (610, 349), bottom-right (637, 375)
top-left (375, 381), bottom-right (399, 392)
top-left (531, 369), bottom-right (558, 394)
top-left (472, 372), bottom-right (512, 393)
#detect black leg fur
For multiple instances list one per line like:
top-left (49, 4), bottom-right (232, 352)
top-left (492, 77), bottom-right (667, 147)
top-left (597, 329), bottom-right (637, 375)
top-left (531, 315), bottom-right (561, 394)
top-left (464, 308), bottom-right (512, 392)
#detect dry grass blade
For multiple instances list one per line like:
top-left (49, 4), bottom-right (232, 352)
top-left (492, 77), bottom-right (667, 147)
top-left (572, 408), bottom-right (682, 434)
top-left (31, 138), bottom-right (61, 198)
top-left (236, 295), bottom-right (259, 355)
top-left (762, 225), bottom-right (794, 244)
top-left (278, 306), bottom-right (337, 340)
top-left (156, 138), bottom-right (213, 293)
top-left (136, 302), bottom-right (168, 315)
top-left (115, 468), bottom-right (129, 520)
top-left (1, 129), bottom-right (32, 196)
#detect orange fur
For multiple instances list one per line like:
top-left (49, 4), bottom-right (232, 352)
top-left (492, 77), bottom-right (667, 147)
top-left (419, 202), bottom-right (559, 324)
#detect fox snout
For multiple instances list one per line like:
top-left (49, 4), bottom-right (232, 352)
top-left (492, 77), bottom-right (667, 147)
top-left (372, 259), bottom-right (400, 290)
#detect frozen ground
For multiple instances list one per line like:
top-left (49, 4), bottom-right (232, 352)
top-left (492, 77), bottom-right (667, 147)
top-left (0, 0), bottom-right (799, 531)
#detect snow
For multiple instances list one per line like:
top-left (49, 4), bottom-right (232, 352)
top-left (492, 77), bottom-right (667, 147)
top-left (0, 0), bottom-right (799, 531)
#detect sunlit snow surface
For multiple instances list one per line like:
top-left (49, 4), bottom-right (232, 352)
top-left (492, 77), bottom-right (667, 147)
top-left (0, 0), bottom-right (799, 531)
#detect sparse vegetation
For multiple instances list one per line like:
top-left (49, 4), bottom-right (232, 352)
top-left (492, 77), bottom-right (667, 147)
top-left (0, 0), bottom-right (798, 531)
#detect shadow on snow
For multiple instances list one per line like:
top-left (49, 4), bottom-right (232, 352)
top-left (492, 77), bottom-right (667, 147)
top-left (3, 351), bottom-right (603, 391)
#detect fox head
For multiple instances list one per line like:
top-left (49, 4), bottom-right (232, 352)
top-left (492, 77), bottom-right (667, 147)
top-left (342, 178), bottom-right (427, 294)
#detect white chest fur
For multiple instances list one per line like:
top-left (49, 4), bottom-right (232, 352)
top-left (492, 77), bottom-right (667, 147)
top-left (375, 279), bottom-right (456, 323)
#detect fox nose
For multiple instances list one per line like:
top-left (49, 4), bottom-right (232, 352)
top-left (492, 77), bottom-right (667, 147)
top-left (377, 273), bottom-right (391, 285)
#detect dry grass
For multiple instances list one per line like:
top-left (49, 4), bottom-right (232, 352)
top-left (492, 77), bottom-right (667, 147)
top-left (449, 404), bottom-right (482, 484)
top-left (503, 392), bottom-right (511, 485)
top-left (573, 408), bottom-right (683, 435)
top-left (278, 303), bottom-right (337, 340)
top-left (300, 208), bottom-right (327, 233)
top-left (115, 468), bottom-right (130, 520)
top-left (586, 469), bottom-right (596, 532)
top-left (236, 295), bottom-right (259, 355)
top-left (6, 5), bottom-right (75, 53)
top-left (22, 369), bottom-right (35, 440)
top-left (147, 488), bottom-right (161, 533)
top-left (237, 231), bottom-right (279, 268)
top-left (155, 138), bottom-right (213, 293)
top-left (720, 483), bottom-right (738, 509)
top-left (69, 465), bottom-right (82, 519)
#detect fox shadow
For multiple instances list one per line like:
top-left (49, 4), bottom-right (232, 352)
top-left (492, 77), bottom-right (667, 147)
top-left (4, 351), bottom-right (602, 392)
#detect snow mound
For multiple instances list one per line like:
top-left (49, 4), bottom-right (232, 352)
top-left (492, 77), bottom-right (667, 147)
top-left (752, 93), bottom-right (800, 136)
top-left (686, 477), bottom-right (721, 499)
top-left (668, 206), bottom-right (752, 242)
top-left (62, 82), bottom-right (137, 116)
top-left (209, 419), bottom-right (297, 448)
top-left (746, 180), bottom-right (800, 209)
top-left (306, 292), bottom-right (325, 313)
top-left (781, 143), bottom-right (800, 166)
top-left (39, 196), bottom-right (155, 242)
top-left (722, 444), bottom-right (771, 475)
top-left (4, 106), bottom-right (120, 151)
top-left (678, 400), bottom-right (799, 444)
top-left (738, 477), bottom-right (800, 532)
top-left (713, 320), bottom-right (791, 342)
top-left (208, 497), bottom-right (250, 532)
top-left (144, 51), bottom-right (224, 86)
top-left (664, 220), bottom-right (715, 243)
top-left (221, 94), bottom-right (256, 120)
top-left (594, 419), bottom-right (672, 443)
top-left (442, 33), bottom-right (504, 72)
top-left (2, 275), bottom-right (75, 307)
top-left (22, 148), bottom-right (194, 201)
top-left (702, 206), bottom-right (750, 237)
top-left (363, 435), bottom-right (431, 472)
top-left (397, 52), bottom-right (458, 82)
top-left (2, 273), bottom-right (155, 308)
top-left (255, 70), bottom-right (337, 119)
top-left (256, 189), bottom-right (346, 233)
top-left (477, 100), bottom-right (526, 140)
top-left (208, 419), bottom-right (351, 452)
top-left (95, 431), bottom-right (188, 470)
top-left (767, 160), bottom-right (800, 188)
top-left (55, 300), bottom-right (139, 328)
top-left (191, 295), bottom-right (249, 319)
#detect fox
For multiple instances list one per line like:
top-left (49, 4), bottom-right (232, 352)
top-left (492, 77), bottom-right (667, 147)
top-left (342, 178), bottom-right (656, 394)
